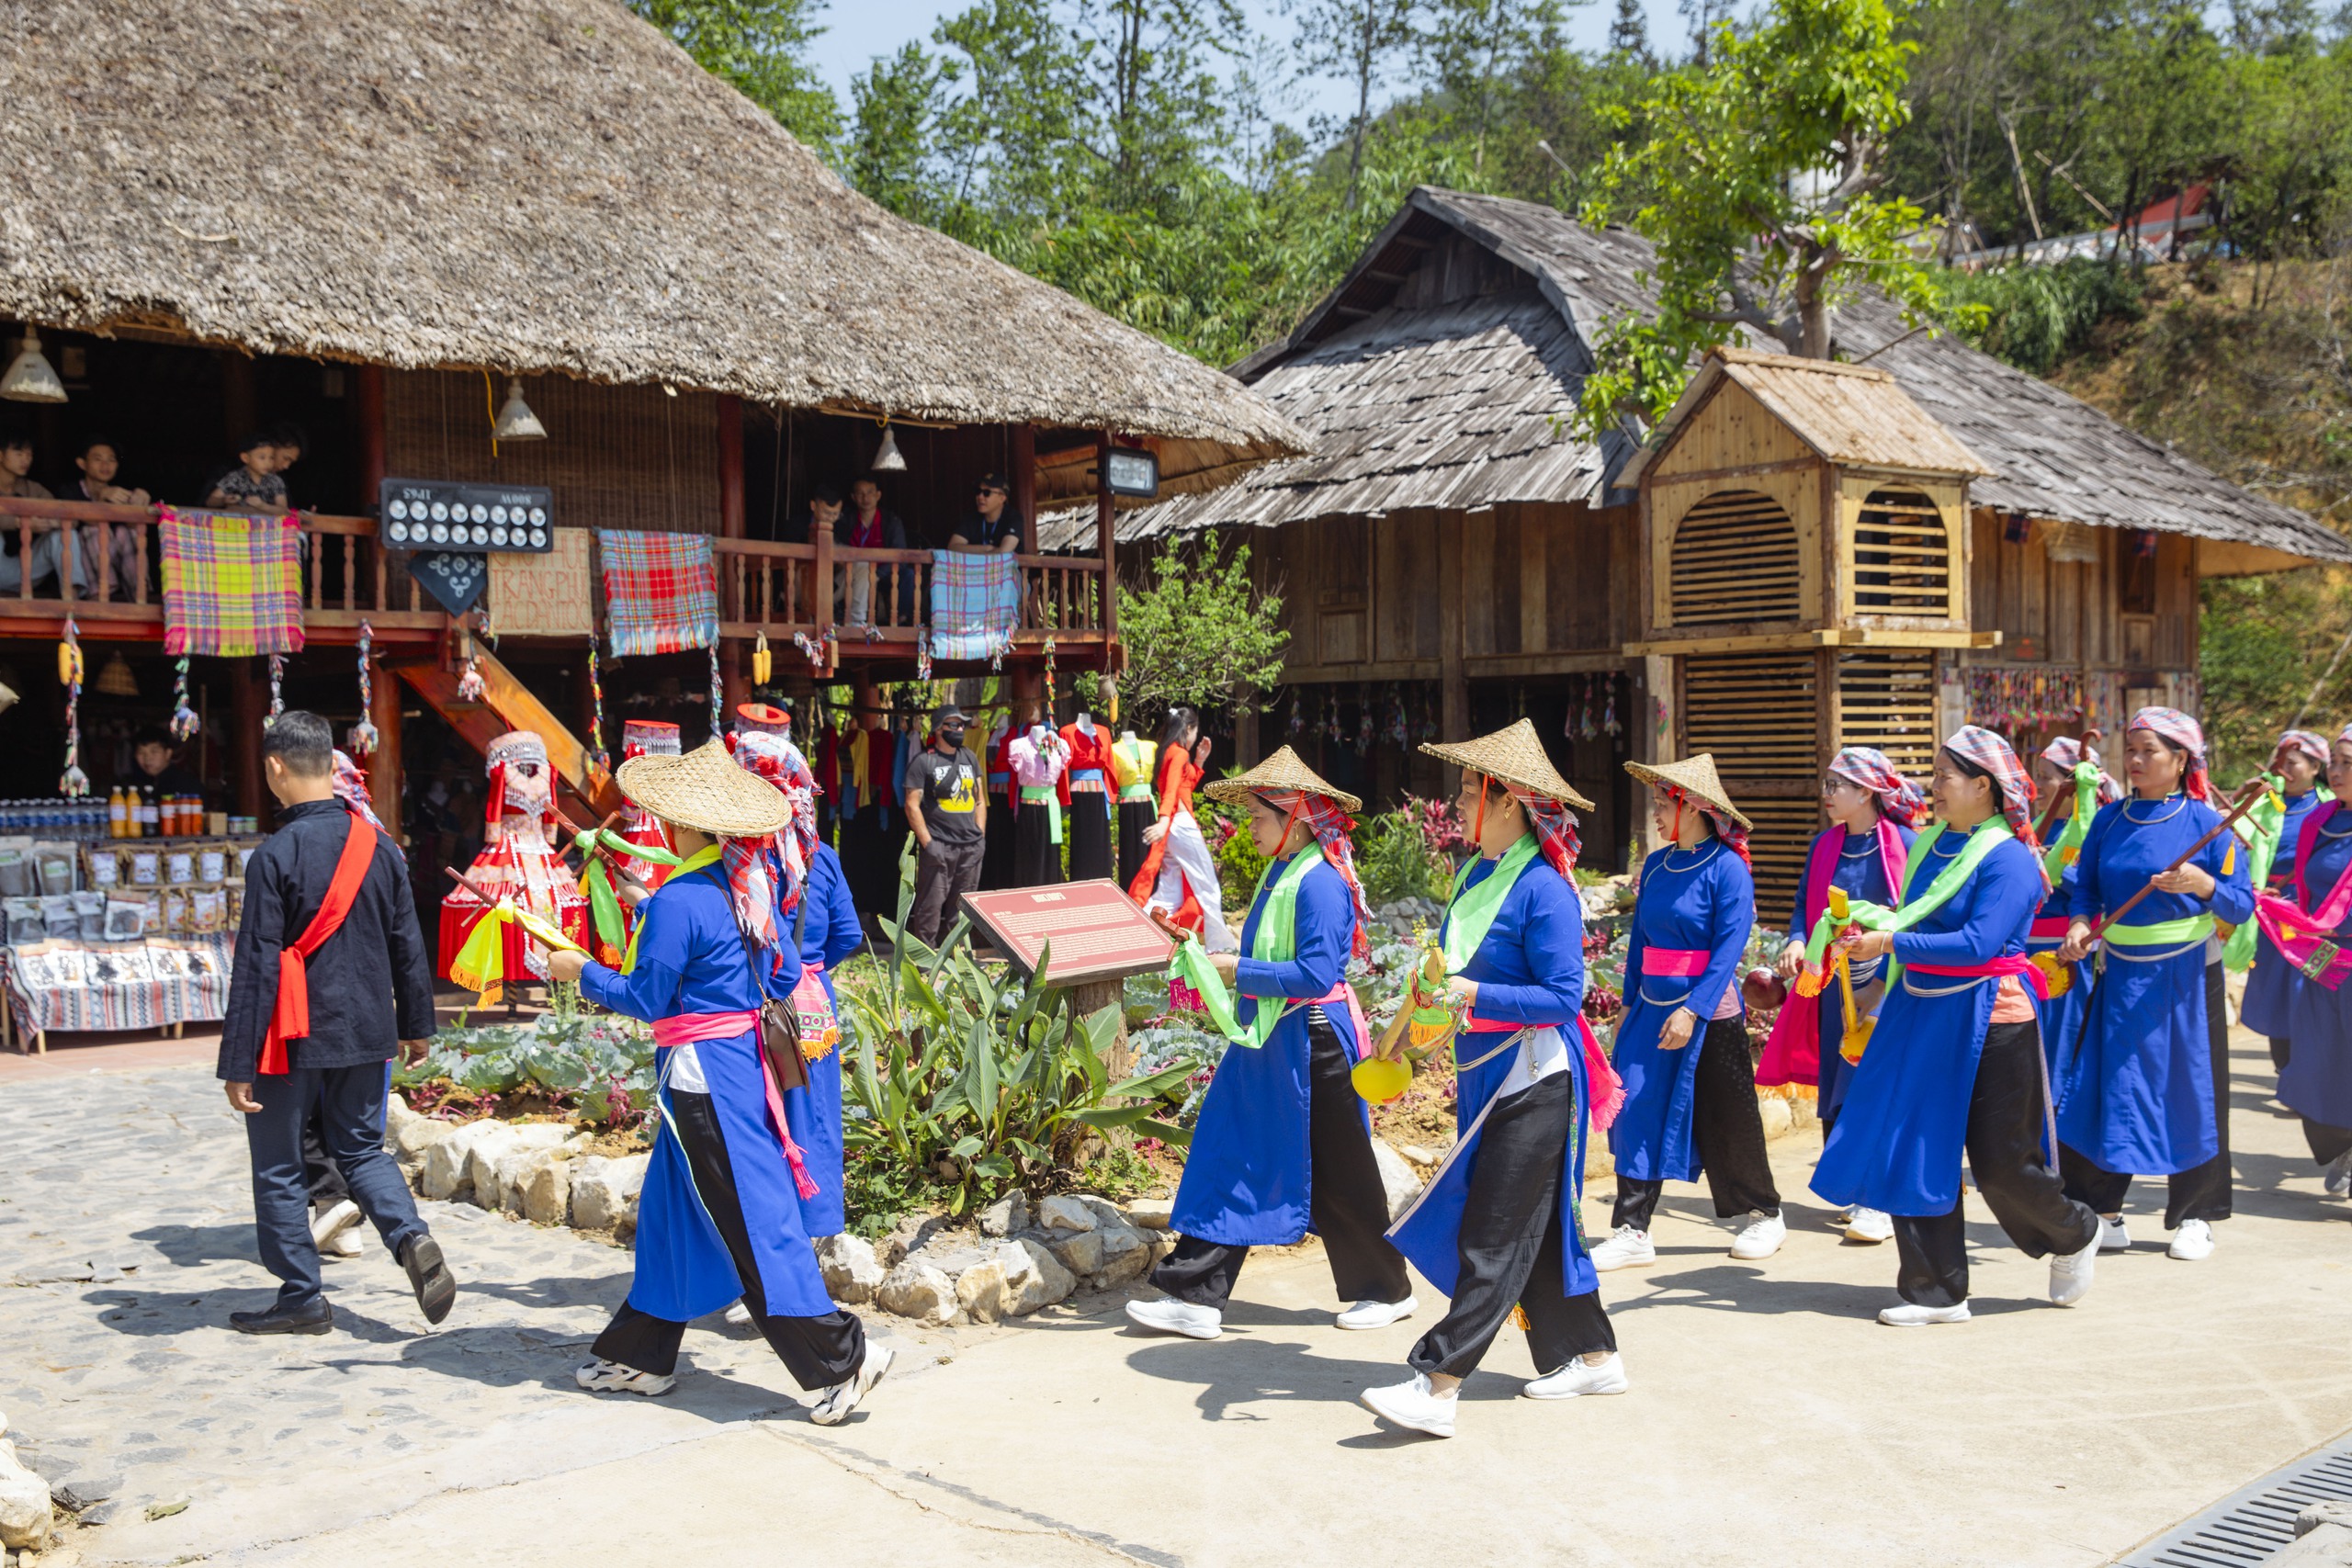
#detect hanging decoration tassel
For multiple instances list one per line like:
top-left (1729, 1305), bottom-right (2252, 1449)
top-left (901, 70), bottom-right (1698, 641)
top-left (1043, 637), bottom-right (1057, 719)
top-left (169, 655), bottom-right (200, 741)
top-left (915, 630), bottom-right (933, 684)
top-left (585, 646), bottom-right (609, 773)
top-left (1288, 687), bottom-right (1305, 739)
top-left (57, 620), bottom-right (87, 797)
top-left (1602, 676), bottom-right (1621, 737)
top-left (707, 643), bottom-right (725, 743)
top-left (456, 626), bottom-right (485, 704)
top-left (266, 653), bottom-right (286, 723)
top-left (752, 629), bottom-right (773, 686)
top-left (347, 620), bottom-right (379, 756)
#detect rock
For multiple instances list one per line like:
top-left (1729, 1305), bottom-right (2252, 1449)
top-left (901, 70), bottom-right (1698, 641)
top-left (384, 1096), bottom-right (455, 1167)
top-left (1046, 1228), bottom-right (1105, 1276)
top-left (1093, 1216), bottom-right (1148, 1259)
top-left (978, 1191), bottom-right (1029, 1237)
top-left (472, 1124), bottom-right (573, 1213)
top-left (815, 1234), bottom-right (885, 1305)
top-left (47, 1475), bottom-right (117, 1513)
top-left (0, 1445), bottom-right (50, 1550)
top-left (954, 1258), bottom-right (1011, 1323)
top-left (421, 1119), bottom-right (508, 1201)
top-left (1758, 1094), bottom-right (1793, 1141)
top-left (1396, 1145), bottom-right (1438, 1168)
top-left (516, 1152), bottom-right (573, 1227)
top-left (1038, 1194), bottom-right (1097, 1233)
top-left (570, 1154), bottom-right (647, 1233)
top-left (457, 1122), bottom-right (524, 1208)
top-left (997, 1239), bottom-right (1075, 1315)
top-left (1123, 1197), bottom-right (1172, 1229)
top-left (1090, 1245), bottom-right (1154, 1289)
top-left (1371, 1139), bottom-right (1423, 1220)
top-left (876, 1262), bottom-right (959, 1326)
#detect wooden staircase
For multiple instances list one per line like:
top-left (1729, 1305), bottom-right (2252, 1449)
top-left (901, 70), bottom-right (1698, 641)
top-left (391, 645), bottom-right (626, 829)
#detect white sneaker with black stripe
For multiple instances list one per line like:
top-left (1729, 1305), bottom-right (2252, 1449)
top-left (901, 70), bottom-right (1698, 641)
top-left (810, 1344), bottom-right (894, 1427)
top-left (575, 1359), bottom-right (676, 1396)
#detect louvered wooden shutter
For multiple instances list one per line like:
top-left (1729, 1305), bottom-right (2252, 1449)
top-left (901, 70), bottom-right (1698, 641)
top-left (1853, 489), bottom-right (1952, 618)
top-left (1681, 650), bottom-right (1819, 913)
top-left (1669, 491), bottom-right (1803, 625)
top-left (1833, 651), bottom-right (1939, 777)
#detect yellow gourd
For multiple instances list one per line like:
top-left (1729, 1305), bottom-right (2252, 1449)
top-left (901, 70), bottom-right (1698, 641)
top-left (57, 638), bottom-right (81, 686)
top-left (1351, 1055), bottom-right (1412, 1104)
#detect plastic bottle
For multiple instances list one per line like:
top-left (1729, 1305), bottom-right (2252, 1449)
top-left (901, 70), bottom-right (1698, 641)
top-left (141, 786), bottom-right (158, 838)
top-left (107, 786), bottom-right (125, 838)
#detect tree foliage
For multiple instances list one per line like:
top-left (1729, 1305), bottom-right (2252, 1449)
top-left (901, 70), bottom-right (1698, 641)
top-left (1114, 540), bottom-right (1289, 719)
top-left (625, 0), bottom-right (842, 147)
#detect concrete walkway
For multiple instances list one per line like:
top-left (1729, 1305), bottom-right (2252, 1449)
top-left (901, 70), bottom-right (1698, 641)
top-left (11, 1026), bottom-right (2352, 1568)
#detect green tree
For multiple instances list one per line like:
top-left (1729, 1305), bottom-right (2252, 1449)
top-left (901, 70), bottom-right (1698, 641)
top-left (1291, 0), bottom-right (1424, 204)
top-left (846, 42), bottom-right (956, 220)
top-left (1114, 540), bottom-right (1289, 718)
top-left (627, 0), bottom-right (842, 149)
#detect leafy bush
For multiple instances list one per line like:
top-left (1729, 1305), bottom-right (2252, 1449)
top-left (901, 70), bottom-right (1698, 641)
top-left (1355, 803), bottom-right (1454, 905)
top-left (394, 1004), bottom-right (656, 1130)
top-left (1943, 259), bottom-right (2146, 377)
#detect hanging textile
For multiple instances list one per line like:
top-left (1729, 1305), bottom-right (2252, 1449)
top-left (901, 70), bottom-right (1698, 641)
top-left (597, 529), bottom-right (718, 657)
top-left (490, 528), bottom-right (594, 637)
top-left (1960, 667), bottom-right (2083, 736)
top-left (157, 508), bottom-right (306, 657)
top-left (924, 550), bottom-right (1023, 662)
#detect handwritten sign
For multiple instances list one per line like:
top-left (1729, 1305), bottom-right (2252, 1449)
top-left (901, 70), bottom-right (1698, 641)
top-left (960, 879), bottom-right (1174, 987)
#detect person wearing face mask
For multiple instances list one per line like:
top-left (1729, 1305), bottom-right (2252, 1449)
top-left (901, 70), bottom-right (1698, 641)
top-left (1812, 727), bottom-right (2102, 1324)
top-left (2233, 729), bottom-right (2333, 1071)
top-left (2258, 728), bottom-right (2352, 1201)
top-left (901, 703), bottom-right (986, 946)
top-left (2053, 708), bottom-right (2253, 1262)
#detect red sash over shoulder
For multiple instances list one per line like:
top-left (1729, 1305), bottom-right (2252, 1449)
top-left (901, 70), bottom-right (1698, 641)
top-left (259, 810), bottom-right (378, 1076)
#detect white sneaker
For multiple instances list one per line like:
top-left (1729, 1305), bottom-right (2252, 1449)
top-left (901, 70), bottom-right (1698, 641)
top-left (2097, 1214), bottom-right (2131, 1252)
top-left (2326, 1150), bottom-right (2352, 1198)
top-left (1361, 1373), bottom-right (1457, 1438)
top-left (1589, 1224), bottom-right (1655, 1271)
top-left (809, 1343), bottom-right (893, 1426)
top-left (1124, 1297), bottom-right (1223, 1339)
top-left (1335, 1294), bottom-right (1419, 1331)
top-left (1878, 1301), bottom-right (1972, 1326)
top-left (575, 1358), bottom-right (677, 1396)
top-left (1729, 1209), bottom-right (1787, 1260)
top-left (723, 1301), bottom-right (752, 1327)
top-left (2049, 1238), bottom-right (2097, 1306)
top-left (1844, 1206), bottom-right (1894, 1244)
top-left (2167, 1217), bottom-right (2216, 1261)
top-left (1522, 1352), bottom-right (1629, 1400)
top-left (322, 1224), bottom-right (367, 1259)
top-left (310, 1199), bottom-right (361, 1254)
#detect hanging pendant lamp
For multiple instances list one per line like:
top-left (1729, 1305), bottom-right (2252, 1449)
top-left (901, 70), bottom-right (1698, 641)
top-left (871, 421), bottom-right (907, 472)
top-left (0, 329), bottom-right (66, 403)
top-left (492, 378), bottom-right (547, 442)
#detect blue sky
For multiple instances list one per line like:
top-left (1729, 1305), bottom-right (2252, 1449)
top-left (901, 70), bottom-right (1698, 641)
top-left (807, 1), bottom-right (1691, 126)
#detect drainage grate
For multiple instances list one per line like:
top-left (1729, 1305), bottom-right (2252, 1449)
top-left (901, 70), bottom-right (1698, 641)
top-left (2118, 1440), bottom-right (2352, 1565)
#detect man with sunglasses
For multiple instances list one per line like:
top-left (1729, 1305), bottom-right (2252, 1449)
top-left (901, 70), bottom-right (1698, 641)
top-left (947, 471), bottom-right (1023, 555)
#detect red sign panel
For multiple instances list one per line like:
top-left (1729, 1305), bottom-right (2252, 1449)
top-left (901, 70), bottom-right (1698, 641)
top-left (959, 879), bottom-right (1175, 987)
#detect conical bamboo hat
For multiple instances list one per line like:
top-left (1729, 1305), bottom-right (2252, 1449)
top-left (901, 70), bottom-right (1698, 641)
top-left (1419, 718), bottom-right (1596, 811)
top-left (1623, 752), bottom-right (1753, 829)
top-left (616, 738), bottom-right (791, 838)
top-left (1201, 745), bottom-right (1363, 816)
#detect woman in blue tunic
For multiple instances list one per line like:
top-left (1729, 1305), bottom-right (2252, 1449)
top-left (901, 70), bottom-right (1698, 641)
top-left (2026, 737), bottom-right (2119, 1077)
top-left (1594, 753), bottom-right (1784, 1271)
top-left (1760, 746), bottom-right (1922, 1245)
top-left (1363, 721), bottom-right (1626, 1441)
top-left (2054, 708), bottom-right (2254, 1263)
top-left (1812, 727), bottom-right (2102, 1324)
top-left (1125, 748), bottom-right (1412, 1341)
top-left (2235, 729), bottom-right (2330, 1070)
top-left (2268, 727), bottom-right (2352, 1196)
top-left (548, 741), bottom-right (890, 1424)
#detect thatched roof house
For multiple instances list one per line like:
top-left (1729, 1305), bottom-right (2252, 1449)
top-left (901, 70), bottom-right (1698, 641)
top-left (0, 0), bottom-right (1305, 453)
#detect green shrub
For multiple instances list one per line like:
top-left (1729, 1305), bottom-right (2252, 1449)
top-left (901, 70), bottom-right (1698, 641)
top-left (1355, 807), bottom-right (1452, 905)
top-left (1943, 259), bottom-right (2146, 377)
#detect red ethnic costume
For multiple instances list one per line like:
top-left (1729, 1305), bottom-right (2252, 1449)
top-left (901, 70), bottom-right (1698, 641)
top-left (1129, 737), bottom-right (1235, 951)
top-left (436, 730), bottom-right (591, 984)
top-left (619, 720), bottom-right (682, 889)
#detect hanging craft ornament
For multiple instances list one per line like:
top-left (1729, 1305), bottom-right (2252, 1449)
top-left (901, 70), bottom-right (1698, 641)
top-left (266, 653), bottom-right (286, 723)
top-left (1044, 637), bottom-right (1057, 717)
top-left (456, 626), bottom-right (485, 705)
top-left (585, 647), bottom-right (609, 772)
top-left (752, 629), bottom-right (773, 686)
top-left (1602, 677), bottom-right (1621, 737)
top-left (1288, 687), bottom-right (1305, 738)
top-left (347, 620), bottom-right (379, 756)
top-left (168, 655), bottom-right (199, 741)
top-left (57, 620), bottom-right (87, 797)
top-left (707, 645), bottom-right (725, 743)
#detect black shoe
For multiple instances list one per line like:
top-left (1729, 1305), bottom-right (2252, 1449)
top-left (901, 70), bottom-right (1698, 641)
top-left (400, 1234), bottom-right (456, 1325)
top-left (229, 1297), bottom-right (334, 1335)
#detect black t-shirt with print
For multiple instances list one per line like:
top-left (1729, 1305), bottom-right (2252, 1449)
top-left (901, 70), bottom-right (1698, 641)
top-left (908, 745), bottom-right (985, 842)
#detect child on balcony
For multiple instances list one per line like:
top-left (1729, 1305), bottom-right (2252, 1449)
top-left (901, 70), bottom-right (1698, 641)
top-left (205, 430), bottom-right (289, 516)
top-left (0, 427), bottom-right (88, 595)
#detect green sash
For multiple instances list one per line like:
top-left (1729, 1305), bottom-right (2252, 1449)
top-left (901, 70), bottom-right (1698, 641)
top-left (1799, 818), bottom-right (2015, 991)
top-left (1171, 848), bottom-right (1323, 1050)
top-left (578, 826), bottom-right (684, 958)
top-left (1439, 832), bottom-right (1543, 976)
top-left (2040, 761), bottom-right (2102, 883)
top-left (2108, 914), bottom-right (2215, 946)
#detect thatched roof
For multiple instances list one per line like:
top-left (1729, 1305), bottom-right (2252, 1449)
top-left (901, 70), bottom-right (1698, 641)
top-left (0, 0), bottom-right (1308, 453)
top-left (1622, 347), bottom-right (1995, 485)
top-left (1055, 186), bottom-right (2347, 568)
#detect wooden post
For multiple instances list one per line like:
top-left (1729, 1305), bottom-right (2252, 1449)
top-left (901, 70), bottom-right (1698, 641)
top-left (368, 656), bottom-right (403, 840)
top-left (1094, 430), bottom-right (1117, 643)
top-left (718, 394), bottom-right (748, 711)
top-left (1013, 423), bottom-right (1038, 556)
top-left (1070, 977), bottom-right (1132, 1079)
top-left (356, 365), bottom-right (387, 508)
top-left (1439, 512), bottom-right (1467, 768)
top-left (230, 659), bottom-right (265, 823)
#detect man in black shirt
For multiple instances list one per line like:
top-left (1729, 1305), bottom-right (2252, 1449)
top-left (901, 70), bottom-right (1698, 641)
top-left (218, 711), bottom-right (452, 1335)
top-left (132, 727), bottom-right (206, 803)
top-left (946, 472), bottom-right (1022, 555)
top-left (903, 703), bottom-right (987, 944)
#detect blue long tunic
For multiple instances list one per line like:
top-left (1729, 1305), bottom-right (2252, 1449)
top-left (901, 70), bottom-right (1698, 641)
top-left (1786, 823), bottom-right (1916, 1116)
top-left (1812, 833), bottom-right (2044, 1215)
top-left (782, 843), bottom-right (862, 1239)
top-left (1390, 850), bottom-right (1597, 1298)
top-left (2241, 787), bottom-right (2328, 1039)
top-left (580, 864), bottom-right (833, 1320)
top-left (1169, 853), bottom-right (1363, 1247)
top-left (1609, 838), bottom-right (1752, 1184)
top-left (2056, 795), bottom-right (2254, 1174)
top-left (2281, 810), bottom-right (2352, 1128)
top-left (2028, 858), bottom-right (2091, 1073)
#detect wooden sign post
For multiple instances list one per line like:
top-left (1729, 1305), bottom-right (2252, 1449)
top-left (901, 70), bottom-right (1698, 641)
top-left (957, 879), bottom-right (1175, 1077)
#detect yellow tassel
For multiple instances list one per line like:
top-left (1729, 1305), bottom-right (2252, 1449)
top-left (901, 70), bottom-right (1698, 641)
top-left (1510, 1304), bottom-right (1531, 1332)
top-left (2222, 840), bottom-right (2236, 877)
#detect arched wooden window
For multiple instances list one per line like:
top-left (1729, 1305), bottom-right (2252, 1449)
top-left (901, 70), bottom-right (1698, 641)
top-left (1669, 490), bottom-right (1801, 625)
top-left (1854, 488), bottom-right (1952, 617)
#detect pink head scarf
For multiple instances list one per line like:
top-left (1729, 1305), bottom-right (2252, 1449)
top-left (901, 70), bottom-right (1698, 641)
top-left (331, 749), bottom-right (385, 832)
top-left (1256, 788), bottom-right (1372, 960)
top-left (1826, 745), bottom-right (1927, 827)
top-left (2041, 735), bottom-right (2123, 805)
top-left (1942, 725), bottom-right (2044, 861)
top-left (2272, 729), bottom-right (2329, 774)
top-left (2128, 706), bottom-right (2210, 801)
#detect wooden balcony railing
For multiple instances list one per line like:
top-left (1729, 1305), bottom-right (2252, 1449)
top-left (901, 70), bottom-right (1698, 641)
top-left (713, 529), bottom-right (1110, 649)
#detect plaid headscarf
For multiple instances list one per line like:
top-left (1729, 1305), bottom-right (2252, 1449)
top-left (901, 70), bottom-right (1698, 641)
top-left (1942, 725), bottom-right (2044, 859)
top-left (2040, 735), bottom-right (2124, 805)
top-left (1256, 788), bottom-right (1373, 959)
top-left (2128, 706), bottom-right (2210, 801)
top-left (1826, 745), bottom-right (1927, 827)
top-left (724, 731), bottom-right (818, 951)
top-left (733, 729), bottom-right (821, 889)
top-left (2272, 729), bottom-right (2329, 773)
top-left (1664, 786), bottom-right (1750, 866)
top-left (331, 749), bottom-right (385, 832)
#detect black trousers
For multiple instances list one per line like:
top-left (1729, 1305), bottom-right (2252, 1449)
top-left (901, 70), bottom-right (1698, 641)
top-left (908, 835), bottom-right (984, 946)
top-left (2305, 1118), bottom-right (2352, 1167)
top-left (592, 1087), bottom-right (864, 1391)
top-left (1613, 1017), bottom-right (1781, 1229)
top-left (2060, 958), bottom-right (2233, 1228)
top-left (1012, 801), bottom-right (1066, 887)
top-left (302, 1111), bottom-right (350, 1207)
top-left (1119, 800), bottom-right (1153, 886)
top-left (981, 790), bottom-right (1015, 890)
top-left (1068, 793), bottom-right (1114, 883)
top-left (2272, 1035), bottom-right (2293, 1071)
top-left (1892, 1020), bottom-right (2101, 1307)
top-left (1151, 1012), bottom-right (1411, 1311)
top-left (1408, 1071), bottom-right (1615, 1379)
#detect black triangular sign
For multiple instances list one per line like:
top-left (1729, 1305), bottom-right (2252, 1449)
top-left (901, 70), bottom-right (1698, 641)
top-left (407, 551), bottom-right (488, 616)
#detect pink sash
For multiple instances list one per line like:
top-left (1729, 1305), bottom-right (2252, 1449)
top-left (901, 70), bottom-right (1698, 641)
top-left (1463, 1011), bottom-right (1624, 1130)
top-left (1908, 953), bottom-right (2049, 998)
top-left (653, 1010), bottom-right (818, 1199)
top-left (2254, 801), bottom-right (2352, 990)
top-left (1298, 980), bottom-right (1373, 1061)
top-left (1645, 948), bottom-right (1711, 977)
top-left (1756, 823), bottom-right (1910, 1089)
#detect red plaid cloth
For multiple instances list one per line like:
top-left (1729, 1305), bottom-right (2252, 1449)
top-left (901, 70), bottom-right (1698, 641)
top-left (597, 530), bottom-right (718, 656)
top-left (158, 508), bottom-right (306, 657)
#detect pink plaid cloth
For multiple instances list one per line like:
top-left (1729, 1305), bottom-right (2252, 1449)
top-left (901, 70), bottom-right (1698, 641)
top-left (597, 530), bottom-right (718, 656)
